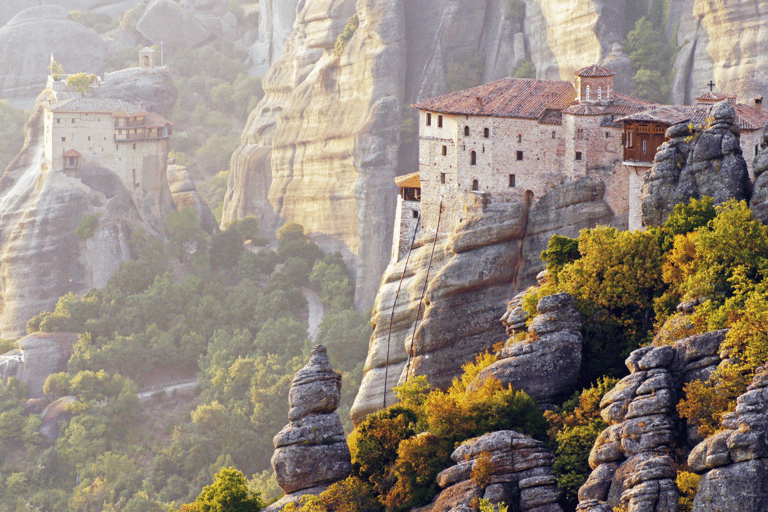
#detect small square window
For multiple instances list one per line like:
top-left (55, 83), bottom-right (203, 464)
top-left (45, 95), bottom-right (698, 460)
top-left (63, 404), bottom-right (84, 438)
top-left (605, 132), bottom-right (610, 138)
top-left (56, 118), bottom-right (60, 124)
top-left (440, 173), bottom-right (446, 184)
top-left (517, 134), bottom-right (522, 143)
top-left (509, 174), bottom-right (515, 188)
top-left (72, 119), bottom-right (75, 124)
top-left (412, 210), bottom-right (419, 219)
top-left (516, 151), bottom-right (523, 161)
top-left (88, 136), bottom-right (91, 141)
top-left (426, 113), bottom-right (432, 126)
top-left (442, 146), bottom-right (447, 156)
top-left (575, 151), bottom-right (582, 161)
top-left (552, 131), bottom-right (556, 139)
top-left (437, 115), bottom-right (443, 128)
top-left (61, 137), bottom-right (65, 142)
top-left (484, 128), bottom-right (490, 138)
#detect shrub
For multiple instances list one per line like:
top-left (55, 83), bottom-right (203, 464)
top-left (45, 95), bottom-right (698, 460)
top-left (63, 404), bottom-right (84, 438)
top-left (470, 452), bottom-right (494, 489)
top-left (333, 14), bottom-right (360, 57)
top-left (677, 471), bottom-right (700, 512)
top-left (75, 212), bottom-right (101, 240)
top-left (66, 73), bottom-right (98, 95)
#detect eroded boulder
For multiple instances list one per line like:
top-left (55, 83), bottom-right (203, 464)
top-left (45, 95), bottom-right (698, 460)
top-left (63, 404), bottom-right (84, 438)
top-left (268, 345), bottom-right (352, 510)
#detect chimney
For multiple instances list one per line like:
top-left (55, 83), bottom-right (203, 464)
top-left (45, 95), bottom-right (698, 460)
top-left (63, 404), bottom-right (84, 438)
top-left (756, 96), bottom-right (763, 111)
top-left (475, 96), bottom-right (483, 109)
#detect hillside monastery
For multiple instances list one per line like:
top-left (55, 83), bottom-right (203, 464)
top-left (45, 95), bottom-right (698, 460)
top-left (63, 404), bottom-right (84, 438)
top-left (42, 47), bottom-right (172, 216)
top-left (391, 65), bottom-right (768, 262)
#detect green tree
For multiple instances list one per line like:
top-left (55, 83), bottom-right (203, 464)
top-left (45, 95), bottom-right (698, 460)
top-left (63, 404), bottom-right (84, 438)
top-left (195, 467), bottom-right (264, 512)
top-left (66, 72), bottom-right (98, 95)
top-left (165, 206), bottom-right (209, 262)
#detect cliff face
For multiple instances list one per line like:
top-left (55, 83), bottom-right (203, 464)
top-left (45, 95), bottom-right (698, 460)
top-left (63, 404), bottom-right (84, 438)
top-left (0, 71), bottom-right (176, 338)
top-left (224, 0), bottom-right (406, 309)
top-left (350, 178), bottom-right (613, 424)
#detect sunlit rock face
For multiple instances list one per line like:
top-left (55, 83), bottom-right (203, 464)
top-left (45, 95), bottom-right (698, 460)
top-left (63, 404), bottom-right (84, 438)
top-left (223, 0), bottom-right (406, 310)
top-left (671, 0), bottom-right (768, 105)
top-left (350, 178), bottom-right (613, 425)
top-left (0, 72), bottom-right (176, 338)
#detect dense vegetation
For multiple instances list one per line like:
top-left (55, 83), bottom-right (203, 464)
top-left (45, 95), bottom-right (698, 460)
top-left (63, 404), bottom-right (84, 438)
top-left (0, 212), bottom-right (370, 511)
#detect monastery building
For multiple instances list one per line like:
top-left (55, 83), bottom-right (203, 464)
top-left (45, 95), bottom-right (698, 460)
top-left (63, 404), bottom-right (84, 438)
top-left (391, 66), bottom-right (768, 261)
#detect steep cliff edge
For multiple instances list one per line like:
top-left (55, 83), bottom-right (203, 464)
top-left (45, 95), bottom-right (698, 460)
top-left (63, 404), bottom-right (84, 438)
top-left (351, 178), bottom-right (613, 424)
top-left (0, 71), bottom-right (176, 338)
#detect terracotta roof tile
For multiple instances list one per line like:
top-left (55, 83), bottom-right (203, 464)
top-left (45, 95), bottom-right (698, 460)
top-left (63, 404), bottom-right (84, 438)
top-left (394, 171), bottom-right (420, 188)
top-left (412, 78), bottom-right (576, 120)
top-left (696, 92), bottom-right (736, 103)
top-left (62, 149), bottom-right (81, 157)
top-left (539, 111), bottom-right (562, 125)
top-left (733, 104), bottom-right (768, 131)
top-left (575, 65), bottom-right (614, 77)
top-left (144, 111), bottom-right (173, 128)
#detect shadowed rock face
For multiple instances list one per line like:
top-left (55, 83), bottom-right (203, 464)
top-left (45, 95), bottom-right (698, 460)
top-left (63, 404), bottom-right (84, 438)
top-left (267, 345), bottom-right (352, 511)
top-left (688, 364), bottom-right (768, 512)
top-left (577, 331), bottom-right (726, 512)
top-left (424, 430), bottom-right (563, 512)
top-left (350, 178), bottom-right (613, 425)
top-left (0, 72), bottom-right (176, 338)
top-left (641, 101), bottom-right (750, 227)
top-left (750, 122), bottom-right (768, 223)
top-left (471, 292), bottom-right (582, 409)
top-left (0, 333), bottom-right (78, 398)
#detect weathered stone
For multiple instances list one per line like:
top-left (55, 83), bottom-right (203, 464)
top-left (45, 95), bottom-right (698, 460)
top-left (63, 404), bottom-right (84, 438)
top-left (727, 430), bottom-right (767, 462)
top-left (600, 372), bottom-right (646, 424)
top-left (637, 347), bottom-right (675, 370)
top-left (436, 462), bottom-right (472, 489)
top-left (589, 425), bottom-right (623, 468)
top-left (272, 413), bottom-right (345, 448)
top-left (501, 291), bottom-right (529, 335)
top-left (693, 460), bottom-right (768, 512)
top-left (166, 164), bottom-right (216, 233)
top-left (288, 346), bottom-right (342, 421)
top-left (624, 455), bottom-right (676, 488)
top-left (620, 415), bottom-right (675, 455)
top-left (625, 389), bottom-right (674, 418)
top-left (688, 430), bottom-right (731, 472)
top-left (137, 0), bottom-right (212, 47)
top-left (578, 463), bottom-right (617, 502)
top-left (271, 443), bottom-right (353, 495)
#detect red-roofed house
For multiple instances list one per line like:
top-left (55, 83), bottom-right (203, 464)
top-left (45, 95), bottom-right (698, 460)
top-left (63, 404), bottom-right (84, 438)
top-left (401, 65), bottom-right (651, 245)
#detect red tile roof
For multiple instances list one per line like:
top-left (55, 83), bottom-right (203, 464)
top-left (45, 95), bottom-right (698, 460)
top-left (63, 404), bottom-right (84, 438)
top-left (575, 65), bottom-right (614, 77)
top-left (696, 92), bottom-right (736, 103)
top-left (49, 98), bottom-right (146, 115)
top-left (62, 149), bottom-right (81, 157)
top-left (412, 78), bottom-right (577, 120)
top-left (733, 104), bottom-right (768, 131)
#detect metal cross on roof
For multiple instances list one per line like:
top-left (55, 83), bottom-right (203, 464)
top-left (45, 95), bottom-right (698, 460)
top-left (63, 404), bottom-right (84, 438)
top-left (708, 80), bottom-right (716, 92)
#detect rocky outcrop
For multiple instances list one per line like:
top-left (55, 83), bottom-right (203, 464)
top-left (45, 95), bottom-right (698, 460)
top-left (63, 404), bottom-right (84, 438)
top-left (250, 0), bottom-right (300, 76)
top-left (93, 67), bottom-right (178, 120)
top-left (0, 333), bottom-right (77, 398)
top-left (688, 364), bottom-right (768, 512)
top-left (0, 6), bottom-right (109, 106)
top-left (471, 292), bottom-right (582, 409)
top-left (421, 430), bottom-right (562, 512)
top-left (576, 331), bottom-right (726, 512)
top-left (0, 70), bottom-right (176, 338)
top-left (268, 345), bottom-right (352, 511)
top-left (137, 0), bottom-right (216, 48)
top-left (750, 122), bottom-right (768, 223)
top-left (167, 165), bottom-right (216, 233)
top-left (223, 0), bottom-right (405, 311)
top-left (641, 101), bottom-right (750, 227)
top-left (351, 178), bottom-right (613, 425)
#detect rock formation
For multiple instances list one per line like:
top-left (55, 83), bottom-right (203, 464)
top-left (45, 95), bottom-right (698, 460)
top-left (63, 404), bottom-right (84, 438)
top-left (351, 178), bottom-right (613, 425)
top-left (471, 292), bottom-right (582, 409)
top-left (750, 122), bottom-right (768, 223)
top-left (167, 164), bottom-right (216, 233)
top-left (422, 430), bottom-right (563, 512)
top-left (641, 101), bottom-right (750, 227)
top-left (576, 330), bottom-right (726, 512)
top-left (0, 70), bottom-right (176, 338)
top-left (92, 67), bottom-right (178, 120)
top-left (250, 0), bottom-right (299, 75)
top-left (267, 345), bottom-right (353, 511)
top-left (137, 0), bottom-right (218, 48)
top-left (687, 364), bottom-right (768, 511)
top-left (0, 6), bottom-right (109, 107)
top-left (0, 333), bottom-right (78, 398)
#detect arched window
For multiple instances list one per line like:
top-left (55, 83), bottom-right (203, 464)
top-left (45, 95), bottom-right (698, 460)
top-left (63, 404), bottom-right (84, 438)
top-left (470, 151), bottom-right (477, 165)
top-left (464, 126), bottom-right (470, 137)
top-left (483, 128), bottom-right (489, 138)
top-left (586, 84), bottom-right (590, 101)
top-left (472, 179), bottom-right (479, 191)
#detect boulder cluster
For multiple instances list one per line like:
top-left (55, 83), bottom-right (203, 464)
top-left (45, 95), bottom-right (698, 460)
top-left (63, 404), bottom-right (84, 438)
top-left (422, 430), bottom-right (562, 512)
top-left (473, 292), bottom-right (582, 409)
top-left (641, 101), bottom-right (751, 227)
top-left (577, 331), bottom-right (726, 512)
top-left (267, 345), bottom-right (352, 510)
top-left (688, 364), bottom-right (768, 511)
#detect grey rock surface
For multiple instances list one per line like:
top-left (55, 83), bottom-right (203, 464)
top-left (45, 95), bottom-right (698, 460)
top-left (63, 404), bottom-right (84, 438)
top-left (351, 178), bottom-right (613, 425)
top-left (750, 122), bottom-right (768, 223)
top-left (0, 333), bottom-right (78, 398)
top-left (167, 165), bottom-right (216, 233)
top-left (270, 345), bottom-right (352, 498)
top-left (421, 430), bottom-right (562, 512)
top-left (577, 331), bottom-right (726, 512)
top-left (0, 9), bottom-right (109, 106)
top-left (136, 0), bottom-right (212, 47)
top-left (642, 101), bottom-right (750, 227)
top-left (470, 292), bottom-right (582, 408)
